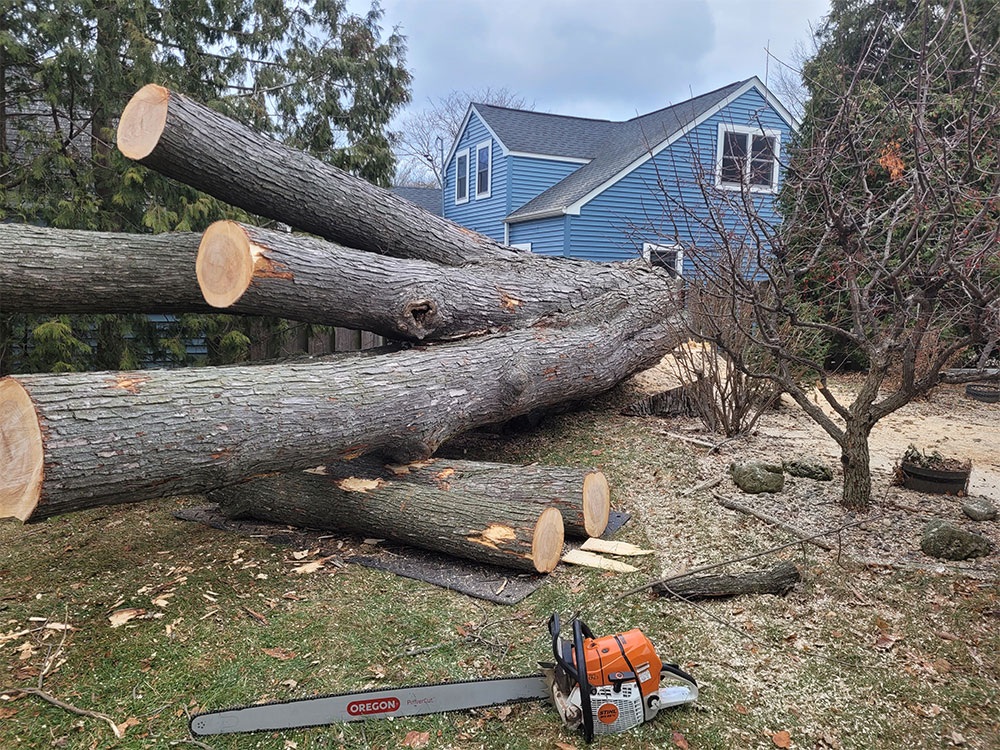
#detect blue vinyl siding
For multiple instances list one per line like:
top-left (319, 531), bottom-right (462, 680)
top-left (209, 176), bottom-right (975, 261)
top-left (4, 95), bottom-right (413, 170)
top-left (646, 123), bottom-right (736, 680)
top-left (508, 215), bottom-right (566, 256)
top-left (509, 156), bottom-right (583, 212)
top-left (569, 87), bottom-right (792, 270)
top-left (442, 112), bottom-right (507, 243)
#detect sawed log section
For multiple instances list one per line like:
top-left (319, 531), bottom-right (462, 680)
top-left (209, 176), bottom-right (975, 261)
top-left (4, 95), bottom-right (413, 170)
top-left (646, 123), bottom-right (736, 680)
top-left (235, 456), bottom-right (610, 538)
top-left (210, 469), bottom-right (564, 573)
top-left (653, 562), bottom-right (800, 600)
top-left (0, 283), bottom-right (682, 522)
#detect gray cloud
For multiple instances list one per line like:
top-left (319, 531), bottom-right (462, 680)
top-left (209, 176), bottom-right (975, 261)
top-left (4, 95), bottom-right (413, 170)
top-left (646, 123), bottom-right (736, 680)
top-left (362, 0), bottom-right (829, 119)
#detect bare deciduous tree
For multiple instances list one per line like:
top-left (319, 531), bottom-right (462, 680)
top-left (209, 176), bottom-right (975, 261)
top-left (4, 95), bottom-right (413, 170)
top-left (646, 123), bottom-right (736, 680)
top-left (648, 1), bottom-right (1000, 511)
top-left (396, 88), bottom-right (532, 186)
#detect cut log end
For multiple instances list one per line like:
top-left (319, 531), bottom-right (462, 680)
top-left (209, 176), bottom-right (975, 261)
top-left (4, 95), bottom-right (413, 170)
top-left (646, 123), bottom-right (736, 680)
top-left (531, 506), bottom-right (564, 573)
top-left (0, 379), bottom-right (44, 523)
top-left (582, 471), bottom-right (611, 538)
top-left (197, 221), bottom-right (255, 307)
top-left (117, 84), bottom-right (170, 160)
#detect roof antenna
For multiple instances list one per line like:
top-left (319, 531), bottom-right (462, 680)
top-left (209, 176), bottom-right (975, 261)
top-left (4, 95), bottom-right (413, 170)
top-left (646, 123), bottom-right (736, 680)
top-left (765, 39), bottom-right (771, 86)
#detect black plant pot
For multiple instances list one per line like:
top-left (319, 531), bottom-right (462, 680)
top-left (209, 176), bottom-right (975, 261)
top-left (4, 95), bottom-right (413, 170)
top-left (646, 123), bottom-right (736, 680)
top-left (900, 461), bottom-right (971, 495)
top-left (966, 383), bottom-right (1000, 403)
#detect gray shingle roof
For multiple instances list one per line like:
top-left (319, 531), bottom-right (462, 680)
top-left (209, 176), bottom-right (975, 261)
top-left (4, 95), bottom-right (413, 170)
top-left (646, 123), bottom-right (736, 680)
top-left (390, 186), bottom-right (442, 216)
top-left (495, 79), bottom-right (752, 221)
top-left (472, 104), bottom-right (618, 160)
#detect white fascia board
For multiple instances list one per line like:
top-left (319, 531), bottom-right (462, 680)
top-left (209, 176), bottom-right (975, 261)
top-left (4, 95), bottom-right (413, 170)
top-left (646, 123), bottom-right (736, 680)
top-left (470, 105), bottom-right (510, 155)
top-left (507, 151), bottom-right (591, 164)
top-left (564, 78), bottom-right (796, 216)
top-left (443, 104), bottom-right (511, 172)
top-left (749, 75), bottom-right (800, 131)
top-left (505, 208), bottom-right (566, 224)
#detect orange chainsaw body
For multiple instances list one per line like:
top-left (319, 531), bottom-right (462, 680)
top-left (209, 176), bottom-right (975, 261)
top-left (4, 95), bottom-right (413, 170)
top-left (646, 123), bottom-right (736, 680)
top-left (581, 628), bottom-right (664, 700)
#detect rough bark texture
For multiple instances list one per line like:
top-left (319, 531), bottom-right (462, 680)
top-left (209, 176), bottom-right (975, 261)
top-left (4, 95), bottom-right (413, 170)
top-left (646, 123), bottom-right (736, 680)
top-left (210, 469), bottom-right (564, 572)
top-left (841, 423), bottom-right (873, 512)
top-left (0, 224), bottom-right (207, 314)
top-left (116, 84), bottom-right (659, 311)
top-left (278, 456), bottom-right (609, 538)
top-left (198, 221), bottom-right (654, 342)
top-left (0, 283), bottom-right (683, 522)
top-left (654, 562), bottom-right (800, 599)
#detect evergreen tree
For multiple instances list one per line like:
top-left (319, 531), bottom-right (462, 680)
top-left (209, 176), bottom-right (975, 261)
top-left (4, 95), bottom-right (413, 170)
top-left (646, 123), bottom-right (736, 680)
top-left (0, 0), bottom-right (410, 372)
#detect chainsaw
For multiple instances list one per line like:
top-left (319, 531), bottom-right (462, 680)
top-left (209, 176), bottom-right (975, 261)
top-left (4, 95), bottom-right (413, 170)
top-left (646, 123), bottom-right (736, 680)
top-left (190, 613), bottom-right (697, 742)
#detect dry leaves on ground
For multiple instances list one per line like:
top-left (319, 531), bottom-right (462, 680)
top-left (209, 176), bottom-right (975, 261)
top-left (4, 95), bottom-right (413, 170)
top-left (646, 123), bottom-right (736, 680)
top-left (262, 647), bottom-right (296, 661)
top-left (772, 729), bottom-right (792, 748)
top-left (108, 609), bottom-right (145, 628)
top-left (401, 729), bottom-right (430, 747)
top-left (672, 730), bottom-right (690, 748)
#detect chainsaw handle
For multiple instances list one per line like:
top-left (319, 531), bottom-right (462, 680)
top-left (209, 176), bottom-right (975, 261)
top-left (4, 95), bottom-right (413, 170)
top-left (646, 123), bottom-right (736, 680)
top-left (548, 614), bottom-right (595, 743)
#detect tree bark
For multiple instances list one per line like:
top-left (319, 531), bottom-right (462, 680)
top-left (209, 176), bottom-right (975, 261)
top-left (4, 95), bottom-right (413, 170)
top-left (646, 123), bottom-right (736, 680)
top-left (277, 456), bottom-right (609, 538)
top-left (0, 284), bottom-right (683, 522)
top-left (196, 221), bottom-right (660, 341)
top-left (654, 562), bottom-right (800, 600)
top-left (115, 85), bottom-right (657, 307)
top-left (210, 470), bottom-right (564, 573)
top-left (0, 224), bottom-right (208, 314)
top-left (841, 421), bottom-right (873, 511)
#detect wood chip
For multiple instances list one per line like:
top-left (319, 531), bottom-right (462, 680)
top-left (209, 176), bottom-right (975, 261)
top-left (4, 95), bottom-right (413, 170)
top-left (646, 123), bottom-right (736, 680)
top-left (580, 538), bottom-right (654, 557)
top-left (561, 549), bottom-right (638, 573)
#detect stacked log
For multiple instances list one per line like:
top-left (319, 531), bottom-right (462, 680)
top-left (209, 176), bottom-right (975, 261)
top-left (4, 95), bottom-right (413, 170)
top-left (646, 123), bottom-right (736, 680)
top-left (214, 457), bottom-right (609, 539)
top-left (0, 83), bottom-right (685, 574)
top-left (210, 468), bottom-right (565, 573)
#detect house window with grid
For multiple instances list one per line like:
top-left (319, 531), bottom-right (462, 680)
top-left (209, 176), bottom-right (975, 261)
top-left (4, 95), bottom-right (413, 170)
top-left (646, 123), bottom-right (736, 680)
top-left (716, 124), bottom-right (780, 192)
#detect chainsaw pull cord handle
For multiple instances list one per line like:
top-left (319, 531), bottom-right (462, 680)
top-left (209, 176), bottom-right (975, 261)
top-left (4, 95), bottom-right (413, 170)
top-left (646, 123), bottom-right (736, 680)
top-left (547, 614), bottom-right (596, 743)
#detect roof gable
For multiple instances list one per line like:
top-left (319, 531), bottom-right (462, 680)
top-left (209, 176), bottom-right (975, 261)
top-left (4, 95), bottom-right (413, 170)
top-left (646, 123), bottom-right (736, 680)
top-left (472, 104), bottom-right (617, 160)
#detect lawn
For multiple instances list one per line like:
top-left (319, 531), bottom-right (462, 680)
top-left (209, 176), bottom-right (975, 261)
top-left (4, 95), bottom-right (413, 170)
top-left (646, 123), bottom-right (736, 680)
top-left (1, 393), bottom-right (998, 749)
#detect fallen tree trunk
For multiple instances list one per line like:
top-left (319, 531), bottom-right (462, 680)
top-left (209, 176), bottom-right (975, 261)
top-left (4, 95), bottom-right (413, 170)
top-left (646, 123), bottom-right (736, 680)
top-left (0, 224), bottom-right (206, 314)
top-left (197, 221), bottom-right (652, 341)
top-left (0, 283), bottom-right (682, 522)
top-left (270, 457), bottom-right (609, 538)
top-left (653, 562), bottom-right (800, 600)
top-left (210, 470), bottom-right (564, 573)
top-left (115, 85), bottom-right (656, 308)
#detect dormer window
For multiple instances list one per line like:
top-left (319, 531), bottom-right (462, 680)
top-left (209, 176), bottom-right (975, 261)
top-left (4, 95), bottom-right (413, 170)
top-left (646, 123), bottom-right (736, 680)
top-left (716, 124), bottom-right (780, 192)
top-left (455, 148), bottom-right (469, 204)
top-left (475, 140), bottom-right (491, 199)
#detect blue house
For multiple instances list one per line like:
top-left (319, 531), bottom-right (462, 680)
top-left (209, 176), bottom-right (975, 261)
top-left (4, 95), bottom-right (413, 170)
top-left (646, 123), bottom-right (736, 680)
top-left (441, 77), bottom-right (796, 275)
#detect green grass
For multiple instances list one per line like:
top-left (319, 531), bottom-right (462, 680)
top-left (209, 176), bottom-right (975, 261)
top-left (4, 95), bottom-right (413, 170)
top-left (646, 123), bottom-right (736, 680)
top-left (1, 408), bottom-right (998, 749)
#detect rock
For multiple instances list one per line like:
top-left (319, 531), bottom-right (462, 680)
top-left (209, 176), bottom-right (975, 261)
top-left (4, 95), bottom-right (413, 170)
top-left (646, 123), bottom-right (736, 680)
top-left (783, 457), bottom-right (834, 481)
top-left (962, 497), bottom-right (997, 522)
top-left (730, 462), bottom-right (784, 494)
top-left (921, 520), bottom-right (993, 560)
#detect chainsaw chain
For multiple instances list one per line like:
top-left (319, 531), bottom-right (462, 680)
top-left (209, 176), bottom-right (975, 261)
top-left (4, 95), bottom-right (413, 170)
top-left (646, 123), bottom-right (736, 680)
top-left (189, 673), bottom-right (545, 736)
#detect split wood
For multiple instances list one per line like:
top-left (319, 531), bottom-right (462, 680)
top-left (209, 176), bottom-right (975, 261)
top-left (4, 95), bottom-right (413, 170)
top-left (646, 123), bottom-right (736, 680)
top-left (618, 512), bottom-right (887, 599)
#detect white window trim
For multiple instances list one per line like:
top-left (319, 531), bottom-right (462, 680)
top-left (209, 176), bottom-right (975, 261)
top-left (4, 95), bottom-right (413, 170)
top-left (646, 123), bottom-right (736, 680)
top-left (642, 242), bottom-right (684, 276)
top-left (454, 147), bottom-right (470, 205)
top-left (510, 242), bottom-right (532, 251)
top-left (715, 123), bottom-right (782, 194)
top-left (474, 140), bottom-right (492, 199)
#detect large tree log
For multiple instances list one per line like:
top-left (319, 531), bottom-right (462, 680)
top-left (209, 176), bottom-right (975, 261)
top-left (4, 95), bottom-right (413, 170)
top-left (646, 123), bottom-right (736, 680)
top-left (0, 224), bottom-right (206, 314)
top-left (0, 283), bottom-right (682, 522)
top-left (258, 457), bottom-right (609, 538)
top-left (210, 470), bottom-right (564, 573)
top-left (197, 221), bottom-right (649, 341)
top-left (115, 84), bottom-right (652, 308)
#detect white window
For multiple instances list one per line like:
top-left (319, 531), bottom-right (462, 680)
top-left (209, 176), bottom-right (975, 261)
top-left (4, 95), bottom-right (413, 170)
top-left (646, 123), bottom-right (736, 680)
top-left (642, 242), bottom-right (684, 277)
top-left (475, 140), bottom-right (491, 199)
top-left (455, 148), bottom-right (469, 204)
top-left (510, 242), bottom-right (532, 251)
top-left (715, 123), bottom-right (780, 193)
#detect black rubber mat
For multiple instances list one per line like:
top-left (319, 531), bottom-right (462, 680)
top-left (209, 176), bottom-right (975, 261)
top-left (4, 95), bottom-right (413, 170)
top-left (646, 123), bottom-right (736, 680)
top-left (173, 505), bottom-right (631, 605)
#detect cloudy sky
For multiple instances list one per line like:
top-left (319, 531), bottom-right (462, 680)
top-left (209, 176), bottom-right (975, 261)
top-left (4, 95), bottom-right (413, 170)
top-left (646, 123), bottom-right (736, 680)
top-left (359, 0), bottom-right (831, 121)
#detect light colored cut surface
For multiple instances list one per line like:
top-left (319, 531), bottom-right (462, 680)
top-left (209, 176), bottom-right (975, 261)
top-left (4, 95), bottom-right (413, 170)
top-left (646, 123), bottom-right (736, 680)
top-left (561, 548), bottom-right (638, 573)
top-left (580, 538), bottom-right (654, 556)
top-left (531, 507), bottom-right (565, 573)
top-left (0, 379), bottom-right (44, 522)
top-left (197, 221), bottom-right (255, 307)
top-left (116, 84), bottom-right (170, 160)
top-left (582, 471), bottom-right (611, 537)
